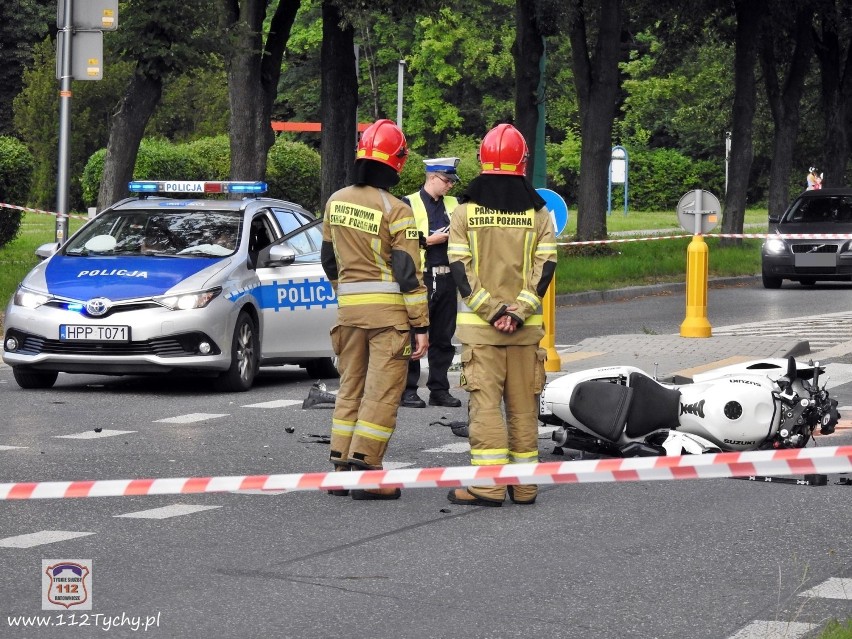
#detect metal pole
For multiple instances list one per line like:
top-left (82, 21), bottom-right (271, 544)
top-left (724, 132), bottom-right (731, 195)
top-left (56, 0), bottom-right (74, 244)
top-left (396, 59), bottom-right (406, 127)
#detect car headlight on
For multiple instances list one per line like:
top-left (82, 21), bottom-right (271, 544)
top-left (13, 287), bottom-right (51, 309)
top-left (156, 287), bottom-right (222, 310)
top-left (764, 238), bottom-right (787, 254)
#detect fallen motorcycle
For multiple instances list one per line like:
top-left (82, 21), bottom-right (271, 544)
top-left (539, 357), bottom-right (839, 457)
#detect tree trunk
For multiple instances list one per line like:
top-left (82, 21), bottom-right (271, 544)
top-left (97, 72), bottom-right (163, 211)
top-left (221, 0), bottom-right (300, 181)
top-left (720, 0), bottom-right (764, 246)
top-left (814, 0), bottom-right (852, 187)
top-left (320, 2), bottom-right (357, 209)
top-left (568, 0), bottom-right (622, 242)
top-left (513, 0), bottom-right (544, 181)
top-left (760, 3), bottom-right (813, 218)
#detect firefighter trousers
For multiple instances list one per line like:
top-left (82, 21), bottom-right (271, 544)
top-left (460, 343), bottom-right (547, 502)
top-left (329, 324), bottom-right (410, 470)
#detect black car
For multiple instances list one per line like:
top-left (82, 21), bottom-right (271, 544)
top-left (761, 188), bottom-right (852, 288)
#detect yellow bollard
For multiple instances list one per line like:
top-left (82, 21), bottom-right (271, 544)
top-left (540, 279), bottom-right (561, 371)
top-left (679, 234), bottom-right (712, 337)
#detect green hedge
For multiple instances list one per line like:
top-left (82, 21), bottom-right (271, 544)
top-left (266, 139), bottom-right (322, 212)
top-left (0, 136), bottom-right (34, 248)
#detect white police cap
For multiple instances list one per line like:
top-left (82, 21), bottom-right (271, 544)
top-left (424, 157), bottom-right (460, 182)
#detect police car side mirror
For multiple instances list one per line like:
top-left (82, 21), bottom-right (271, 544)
top-left (35, 242), bottom-right (60, 261)
top-left (258, 244), bottom-right (296, 267)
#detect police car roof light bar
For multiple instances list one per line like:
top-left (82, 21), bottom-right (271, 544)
top-left (128, 181), bottom-right (268, 195)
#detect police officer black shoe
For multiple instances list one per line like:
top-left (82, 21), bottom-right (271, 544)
top-left (400, 390), bottom-right (426, 408)
top-left (428, 391), bottom-right (462, 407)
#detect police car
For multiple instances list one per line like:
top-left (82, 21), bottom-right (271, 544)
top-left (3, 181), bottom-right (338, 391)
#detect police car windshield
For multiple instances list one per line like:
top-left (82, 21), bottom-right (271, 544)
top-left (64, 210), bottom-right (243, 257)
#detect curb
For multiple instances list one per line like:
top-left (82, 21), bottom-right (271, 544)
top-left (555, 276), bottom-right (760, 307)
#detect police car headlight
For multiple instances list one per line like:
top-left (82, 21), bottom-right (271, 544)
top-left (764, 239), bottom-right (787, 254)
top-left (157, 287), bottom-right (221, 310)
top-left (14, 288), bottom-right (51, 309)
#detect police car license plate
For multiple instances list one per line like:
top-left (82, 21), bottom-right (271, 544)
top-left (60, 325), bottom-right (130, 342)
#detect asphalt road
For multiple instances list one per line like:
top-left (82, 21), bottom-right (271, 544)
top-left (1, 282), bottom-right (851, 639)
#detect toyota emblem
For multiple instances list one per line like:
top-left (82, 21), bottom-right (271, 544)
top-left (85, 297), bottom-right (111, 316)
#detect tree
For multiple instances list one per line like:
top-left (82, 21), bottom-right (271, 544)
top-left (219, 0), bottom-right (301, 181)
top-left (720, 0), bottom-right (765, 245)
top-left (99, 0), bottom-right (221, 210)
top-left (513, 0), bottom-right (546, 182)
top-left (759, 1), bottom-right (815, 217)
top-left (319, 1), bottom-right (357, 206)
top-left (813, 0), bottom-right (852, 187)
top-left (567, 0), bottom-right (625, 241)
top-left (0, 0), bottom-right (52, 135)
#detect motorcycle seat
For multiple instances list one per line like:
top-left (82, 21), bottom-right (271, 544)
top-left (569, 381), bottom-right (634, 441)
top-left (624, 373), bottom-right (682, 438)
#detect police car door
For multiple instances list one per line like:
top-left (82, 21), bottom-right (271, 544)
top-left (253, 208), bottom-right (337, 358)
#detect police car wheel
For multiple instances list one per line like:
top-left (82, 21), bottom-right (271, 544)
top-left (214, 312), bottom-right (259, 392)
top-left (13, 368), bottom-right (59, 390)
top-left (305, 357), bottom-right (339, 380)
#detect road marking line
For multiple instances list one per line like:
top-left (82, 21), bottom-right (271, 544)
top-left (114, 504), bottom-right (221, 519)
top-left (154, 413), bottom-right (228, 424)
top-left (242, 399), bottom-right (302, 409)
top-left (823, 363), bottom-right (852, 389)
top-left (383, 461), bottom-right (413, 470)
top-left (0, 530), bottom-right (94, 548)
top-left (424, 442), bottom-right (470, 453)
top-left (726, 620), bottom-right (818, 639)
top-left (799, 577), bottom-right (852, 600)
top-left (0, 445), bottom-right (28, 450)
top-left (557, 351), bottom-right (605, 363)
top-left (55, 429), bottom-right (136, 439)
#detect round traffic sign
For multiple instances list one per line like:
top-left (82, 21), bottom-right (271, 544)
top-left (677, 190), bottom-right (721, 234)
top-left (536, 188), bottom-right (569, 236)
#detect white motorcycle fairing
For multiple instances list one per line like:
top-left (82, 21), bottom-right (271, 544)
top-left (659, 431), bottom-right (720, 455)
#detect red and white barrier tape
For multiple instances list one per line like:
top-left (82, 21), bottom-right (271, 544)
top-left (0, 202), bottom-right (89, 222)
top-left (559, 233), bottom-right (852, 246)
top-left (2, 446), bottom-right (850, 500)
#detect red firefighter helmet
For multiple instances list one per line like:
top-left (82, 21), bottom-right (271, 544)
top-left (356, 119), bottom-right (409, 173)
top-left (479, 124), bottom-right (529, 176)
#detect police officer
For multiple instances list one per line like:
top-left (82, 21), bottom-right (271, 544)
top-left (320, 119), bottom-right (429, 501)
top-left (445, 124), bottom-right (557, 507)
top-left (400, 157), bottom-right (462, 409)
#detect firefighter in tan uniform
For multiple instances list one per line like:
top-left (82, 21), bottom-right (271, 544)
top-left (446, 124), bottom-right (557, 507)
top-left (320, 119), bottom-right (429, 501)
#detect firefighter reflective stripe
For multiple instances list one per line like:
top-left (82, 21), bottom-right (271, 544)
top-left (536, 242), bottom-right (557, 256)
top-left (517, 289), bottom-right (541, 311)
top-left (467, 289), bottom-right (491, 312)
top-left (509, 450), bottom-right (539, 463)
top-left (371, 237), bottom-right (393, 281)
top-left (388, 216), bottom-right (415, 235)
top-left (471, 447), bottom-right (510, 465)
top-left (353, 419), bottom-right (394, 442)
top-left (447, 243), bottom-right (471, 257)
top-left (338, 293), bottom-right (404, 307)
top-left (338, 281), bottom-right (401, 294)
top-left (331, 419), bottom-right (356, 437)
top-left (481, 161), bottom-right (519, 173)
top-left (403, 291), bottom-right (428, 305)
top-left (457, 309), bottom-right (543, 326)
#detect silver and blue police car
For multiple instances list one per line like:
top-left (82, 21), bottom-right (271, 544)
top-left (2, 181), bottom-right (338, 391)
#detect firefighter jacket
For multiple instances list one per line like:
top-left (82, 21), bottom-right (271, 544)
top-left (407, 191), bottom-right (459, 269)
top-left (448, 201), bottom-right (557, 346)
top-left (321, 184), bottom-right (429, 332)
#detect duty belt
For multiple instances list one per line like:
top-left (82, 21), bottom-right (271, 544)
top-left (429, 265), bottom-right (452, 275)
